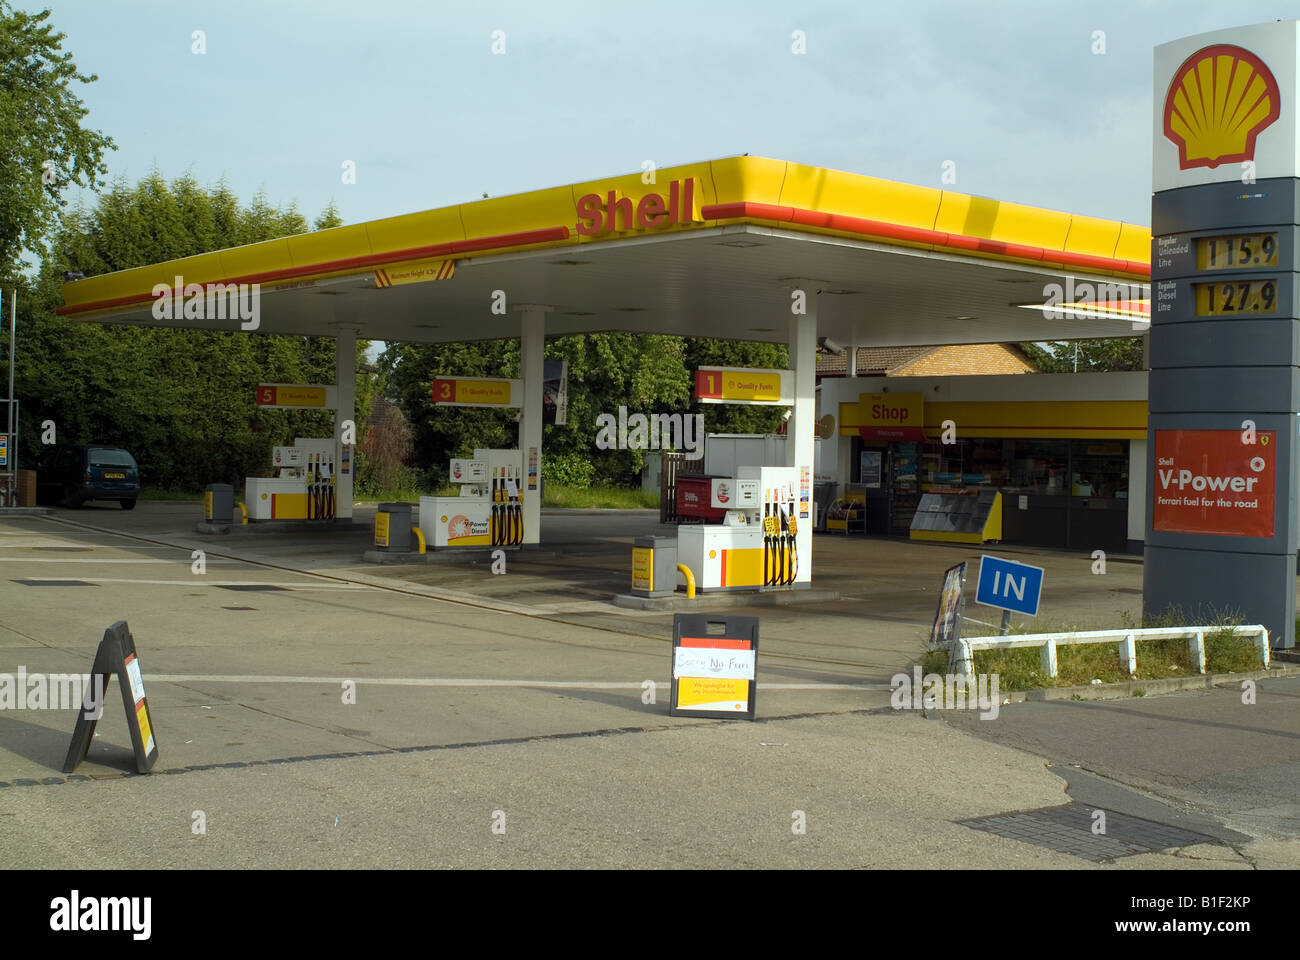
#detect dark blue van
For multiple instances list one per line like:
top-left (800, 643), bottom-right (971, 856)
top-left (37, 445), bottom-right (141, 510)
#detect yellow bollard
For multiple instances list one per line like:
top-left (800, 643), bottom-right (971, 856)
top-left (676, 563), bottom-right (696, 599)
top-left (235, 502), bottom-right (248, 525)
top-left (411, 526), bottom-right (426, 554)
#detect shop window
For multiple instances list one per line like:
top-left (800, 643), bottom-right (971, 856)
top-left (1068, 440), bottom-right (1129, 499)
top-left (1005, 440), bottom-right (1069, 495)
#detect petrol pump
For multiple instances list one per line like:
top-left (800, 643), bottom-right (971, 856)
top-left (246, 438), bottom-right (338, 521)
top-left (420, 448), bottom-right (524, 548)
top-left (676, 465), bottom-right (811, 592)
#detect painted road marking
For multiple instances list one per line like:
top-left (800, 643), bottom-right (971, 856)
top-left (0, 557), bottom-right (244, 564)
top-left (148, 674), bottom-right (892, 690)
top-left (14, 577), bottom-right (369, 589)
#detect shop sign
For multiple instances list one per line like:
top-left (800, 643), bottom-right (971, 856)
top-left (858, 392), bottom-right (924, 441)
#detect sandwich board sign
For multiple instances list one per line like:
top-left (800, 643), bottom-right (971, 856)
top-left (669, 613), bottom-right (758, 720)
top-left (63, 621), bottom-right (158, 774)
top-left (929, 561), bottom-right (967, 650)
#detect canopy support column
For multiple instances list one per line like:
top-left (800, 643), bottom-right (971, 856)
top-left (787, 283), bottom-right (818, 474)
top-left (335, 327), bottom-right (356, 520)
top-left (517, 304), bottom-right (551, 545)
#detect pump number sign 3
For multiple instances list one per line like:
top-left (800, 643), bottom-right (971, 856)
top-left (669, 614), bottom-right (759, 720)
top-left (432, 377), bottom-right (522, 407)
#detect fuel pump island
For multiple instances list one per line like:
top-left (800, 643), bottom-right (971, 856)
top-left (675, 467), bottom-right (811, 591)
top-left (421, 449), bottom-right (526, 548)
top-left (632, 366), bottom-right (815, 597)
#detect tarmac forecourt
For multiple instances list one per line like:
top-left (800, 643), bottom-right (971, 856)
top-left (2, 501), bottom-right (1297, 869)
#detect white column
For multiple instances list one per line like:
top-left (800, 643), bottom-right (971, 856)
top-left (847, 343), bottom-right (857, 378)
top-left (787, 284), bottom-right (818, 472)
top-left (335, 327), bottom-right (357, 520)
top-left (786, 283), bottom-right (819, 585)
top-left (517, 305), bottom-right (550, 545)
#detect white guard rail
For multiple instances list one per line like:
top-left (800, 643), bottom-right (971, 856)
top-left (952, 625), bottom-right (1270, 678)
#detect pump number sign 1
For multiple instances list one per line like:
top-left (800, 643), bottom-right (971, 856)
top-left (694, 367), bottom-right (792, 405)
top-left (669, 614), bottom-right (759, 720)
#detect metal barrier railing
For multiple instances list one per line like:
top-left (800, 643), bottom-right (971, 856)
top-left (953, 625), bottom-right (1270, 678)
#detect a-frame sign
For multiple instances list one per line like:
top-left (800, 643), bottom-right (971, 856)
top-left (669, 613), bottom-right (759, 720)
top-left (63, 621), bottom-right (158, 774)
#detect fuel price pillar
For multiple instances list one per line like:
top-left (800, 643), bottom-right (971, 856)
top-left (1146, 21), bottom-right (1300, 647)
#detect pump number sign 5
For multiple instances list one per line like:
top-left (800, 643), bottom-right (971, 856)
top-left (255, 384), bottom-right (336, 409)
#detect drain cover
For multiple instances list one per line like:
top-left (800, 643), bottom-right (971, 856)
top-left (958, 802), bottom-right (1220, 862)
top-left (218, 584), bottom-right (287, 592)
top-left (12, 580), bottom-right (96, 587)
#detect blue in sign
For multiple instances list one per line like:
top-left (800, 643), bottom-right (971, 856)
top-left (0, 435), bottom-right (7, 468)
top-left (975, 555), bottom-right (1043, 617)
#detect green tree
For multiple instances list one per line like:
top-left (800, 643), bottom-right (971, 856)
top-left (0, 4), bottom-right (114, 274)
top-left (380, 339), bottom-right (518, 487)
top-left (16, 173), bottom-right (368, 490)
top-left (382, 333), bottom-right (792, 488)
top-left (1019, 338), bottom-right (1145, 373)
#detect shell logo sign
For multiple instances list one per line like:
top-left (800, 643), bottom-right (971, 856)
top-left (1163, 44), bottom-right (1280, 171)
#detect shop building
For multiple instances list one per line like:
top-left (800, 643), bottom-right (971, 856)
top-left (818, 370), bottom-right (1147, 554)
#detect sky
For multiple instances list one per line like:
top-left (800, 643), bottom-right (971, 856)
top-left (38, 0), bottom-right (1299, 231)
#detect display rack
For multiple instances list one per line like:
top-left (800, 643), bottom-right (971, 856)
top-left (909, 488), bottom-right (1002, 543)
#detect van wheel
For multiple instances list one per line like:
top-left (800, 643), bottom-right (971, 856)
top-left (119, 499), bottom-right (137, 511)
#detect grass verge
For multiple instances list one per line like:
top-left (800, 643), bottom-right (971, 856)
top-left (356, 483), bottom-right (659, 509)
top-left (542, 485), bottom-right (658, 509)
top-left (139, 487), bottom-right (203, 501)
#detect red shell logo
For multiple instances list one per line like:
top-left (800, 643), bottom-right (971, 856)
top-left (453, 464), bottom-right (463, 479)
top-left (1164, 44), bottom-right (1281, 170)
top-left (716, 482), bottom-right (730, 504)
